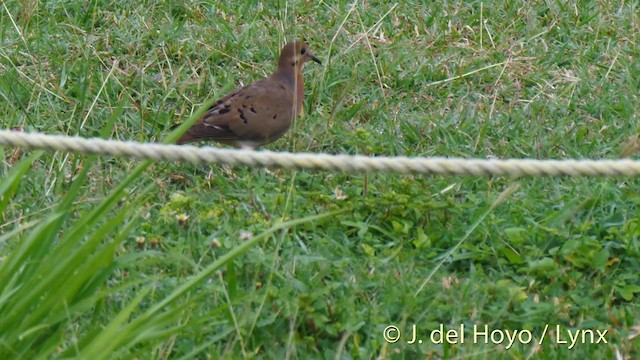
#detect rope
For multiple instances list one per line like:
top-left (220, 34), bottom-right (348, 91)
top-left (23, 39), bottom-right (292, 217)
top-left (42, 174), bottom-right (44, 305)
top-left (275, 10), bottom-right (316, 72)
top-left (0, 130), bottom-right (638, 177)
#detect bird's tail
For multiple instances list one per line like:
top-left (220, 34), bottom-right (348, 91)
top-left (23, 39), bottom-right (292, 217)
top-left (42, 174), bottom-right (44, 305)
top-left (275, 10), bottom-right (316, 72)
top-left (170, 123), bottom-right (195, 144)
top-left (175, 134), bottom-right (196, 145)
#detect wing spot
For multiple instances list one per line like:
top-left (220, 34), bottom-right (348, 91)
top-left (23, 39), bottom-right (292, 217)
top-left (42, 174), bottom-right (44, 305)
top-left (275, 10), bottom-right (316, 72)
top-left (238, 109), bottom-right (248, 124)
top-left (279, 85), bottom-right (286, 90)
top-left (250, 107), bottom-right (257, 114)
top-left (272, 114), bottom-right (277, 119)
top-left (218, 107), bottom-right (230, 114)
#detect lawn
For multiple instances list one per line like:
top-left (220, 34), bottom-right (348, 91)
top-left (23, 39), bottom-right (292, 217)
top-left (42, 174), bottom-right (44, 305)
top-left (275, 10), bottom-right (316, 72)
top-left (1, 0), bottom-right (640, 358)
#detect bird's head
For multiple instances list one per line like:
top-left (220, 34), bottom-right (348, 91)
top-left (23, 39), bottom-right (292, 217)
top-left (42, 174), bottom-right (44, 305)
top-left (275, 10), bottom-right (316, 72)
top-left (278, 41), bottom-right (321, 70)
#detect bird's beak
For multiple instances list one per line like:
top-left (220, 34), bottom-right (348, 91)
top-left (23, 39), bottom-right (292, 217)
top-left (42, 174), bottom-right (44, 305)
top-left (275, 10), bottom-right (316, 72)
top-left (308, 53), bottom-right (321, 65)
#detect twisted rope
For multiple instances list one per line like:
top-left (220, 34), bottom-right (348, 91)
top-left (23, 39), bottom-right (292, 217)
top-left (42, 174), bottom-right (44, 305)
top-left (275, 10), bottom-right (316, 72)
top-left (0, 130), bottom-right (638, 177)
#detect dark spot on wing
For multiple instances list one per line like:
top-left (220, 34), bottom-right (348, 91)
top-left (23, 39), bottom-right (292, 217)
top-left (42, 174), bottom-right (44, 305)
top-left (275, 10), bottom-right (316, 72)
top-left (272, 114), bottom-right (277, 119)
top-left (250, 107), bottom-right (256, 114)
top-left (245, 95), bottom-right (252, 99)
top-left (210, 99), bottom-right (224, 109)
top-left (279, 85), bottom-right (286, 90)
top-left (218, 107), bottom-right (230, 114)
top-left (238, 109), bottom-right (248, 124)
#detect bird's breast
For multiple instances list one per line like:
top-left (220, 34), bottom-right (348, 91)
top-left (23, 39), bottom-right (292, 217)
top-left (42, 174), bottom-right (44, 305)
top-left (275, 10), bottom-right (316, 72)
top-left (295, 71), bottom-right (305, 116)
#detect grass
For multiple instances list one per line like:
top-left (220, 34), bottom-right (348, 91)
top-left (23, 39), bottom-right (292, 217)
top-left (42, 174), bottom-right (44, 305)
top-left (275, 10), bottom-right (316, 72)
top-left (1, 0), bottom-right (640, 358)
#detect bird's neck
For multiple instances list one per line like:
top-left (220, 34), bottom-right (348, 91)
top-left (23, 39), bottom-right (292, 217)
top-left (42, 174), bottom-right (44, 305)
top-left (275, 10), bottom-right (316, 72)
top-left (275, 66), bottom-right (305, 116)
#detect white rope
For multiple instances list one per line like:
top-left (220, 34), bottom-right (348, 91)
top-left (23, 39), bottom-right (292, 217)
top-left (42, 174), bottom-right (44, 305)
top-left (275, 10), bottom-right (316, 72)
top-left (0, 130), bottom-right (638, 177)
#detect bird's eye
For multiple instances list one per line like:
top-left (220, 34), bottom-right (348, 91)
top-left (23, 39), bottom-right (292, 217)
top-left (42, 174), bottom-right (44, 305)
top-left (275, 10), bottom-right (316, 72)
top-left (300, 48), bottom-right (306, 55)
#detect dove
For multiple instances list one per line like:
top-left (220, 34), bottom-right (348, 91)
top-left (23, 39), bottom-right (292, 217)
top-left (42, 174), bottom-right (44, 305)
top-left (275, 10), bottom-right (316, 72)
top-left (176, 41), bottom-right (321, 148)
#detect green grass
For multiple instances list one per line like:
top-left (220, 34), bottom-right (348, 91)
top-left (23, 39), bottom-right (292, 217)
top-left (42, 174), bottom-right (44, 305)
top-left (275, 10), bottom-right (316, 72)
top-left (1, 0), bottom-right (640, 358)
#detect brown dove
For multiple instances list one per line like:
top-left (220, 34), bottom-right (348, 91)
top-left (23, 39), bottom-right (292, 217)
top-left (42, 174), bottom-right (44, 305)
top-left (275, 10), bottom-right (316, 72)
top-left (176, 41), bottom-right (321, 148)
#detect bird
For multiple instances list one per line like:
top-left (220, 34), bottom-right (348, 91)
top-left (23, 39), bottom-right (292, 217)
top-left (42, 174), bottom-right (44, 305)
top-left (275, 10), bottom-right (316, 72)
top-left (175, 41), bottom-right (321, 149)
